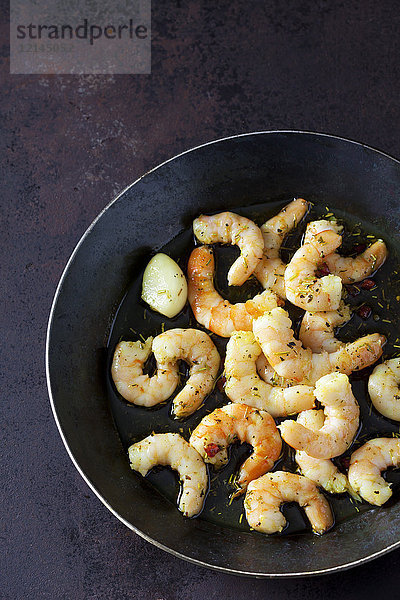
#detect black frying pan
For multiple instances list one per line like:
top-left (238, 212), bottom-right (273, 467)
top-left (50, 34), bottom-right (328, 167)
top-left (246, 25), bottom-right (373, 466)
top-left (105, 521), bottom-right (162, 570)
top-left (46, 131), bottom-right (400, 577)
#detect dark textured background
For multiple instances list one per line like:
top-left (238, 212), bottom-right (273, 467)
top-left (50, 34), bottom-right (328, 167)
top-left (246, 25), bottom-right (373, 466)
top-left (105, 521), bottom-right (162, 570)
top-left (2, 1), bottom-right (400, 598)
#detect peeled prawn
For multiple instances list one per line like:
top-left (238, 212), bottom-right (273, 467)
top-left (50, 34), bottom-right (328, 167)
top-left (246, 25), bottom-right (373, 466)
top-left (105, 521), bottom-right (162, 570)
top-left (254, 198), bottom-right (309, 297)
top-left (284, 227), bottom-right (343, 311)
top-left (128, 433), bottom-right (208, 517)
top-left (187, 245), bottom-right (281, 337)
top-left (299, 301), bottom-right (352, 353)
top-left (193, 212), bottom-right (264, 286)
top-left (295, 409), bottom-right (350, 494)
top-left (368, 358), bottom-right (400, 421)
top-left (244, 471), bottom-right (333, 534)
top-left (348, 437), bottom-right (400, 505)
top-left (255, 352), bottom-right (295, 387)
top-left (152, 328), bottom-right (220, 419)
top-left (111, 338), bottom-right (179, 406)
top-left (189, 403), bottom-right (282, 496)
top-left (279, 373), bottom-right (359, 459)
top-left (304, 219), bottom-right (342, 238)
top-left (224, 331), bottom-right (315, 417)
top-left (253, 307), bottom-right (385, 385)
top-left (304, 219), bottom-right (388, 284)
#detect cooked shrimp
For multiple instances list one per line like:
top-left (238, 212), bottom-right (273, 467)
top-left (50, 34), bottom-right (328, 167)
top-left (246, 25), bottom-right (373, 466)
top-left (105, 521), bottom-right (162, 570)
top-left (279, 373), bottom-right (359, 459)
top-left (304, 219), bottom-right (388, 284)
top-left (254, 198), bottom-right (310, 297)
top-left (224, 331), bottom-right (315, 417)
top-left (284, 227), bottom-right (343, 311)
top-left (303, 219), bottom-right (342, 239)
top-left (187, 245), bottom-right (282, 337)
top-left (193, 212), bottom-right (264, 286)
top-left (295, 410), bottom-right (350, 494)
top-left (111, 338), bottom-right (179, 406)
top-left (189, 403), bottom-right (281, 496)
top-left (244, 471), bottom-right (333, 534)
top-left (348, 438), bottom-right (400, 505)
top-left (255, 352), bottom-right (296, 387)
top-left (253, 307), bottom-right (385, 384)
top-left (152, 328), bottom-right (220, 419)
top-left (325, 241), bottom-right (387, 283)
top-left (368, 358), bottom-right (400, 421)
top-left (299, 301), bottom-right (352, 353)
top-left (128, 433), bottom-right (208, 517)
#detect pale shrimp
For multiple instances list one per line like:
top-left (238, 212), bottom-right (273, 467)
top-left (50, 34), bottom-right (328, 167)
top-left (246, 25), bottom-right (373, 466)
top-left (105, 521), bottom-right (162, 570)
top-left (224, 331), bottom-right (315, 417)
top-left (244, 471), bottom-right (333, 535)
top-left (152, 328), bottom-right (220, 419)
top-left (255, 352), bottom-right (296, 387)
top-left (111, 338), bottom-right (179, 406)
top-left (128, 433), bottom-right (208, 517)
top-left (189, 403), bottom-right (282, 496)
top-left (299, 301), bottom-right (352, 353)
top-left (193, 212), bottom-right (264, 286)
top-left (253, 307), bottom-right (385, 384)
top-left (303, 218), bottom-right (342, 240)
top-left (279, 373), bottom-right (359, 459)
top-left (295, 409), bottom-right (350, 494)
top-left (368, 358), bottom-right (400, 421)
top-left (187, 245), bottom-right (282, 337)
top-left (284, 227), bottom-right (343, 311)
top-left (254, 198), bottom-right (310, 297)
top-left (304, 219), bottom-right (388, 284)
top-left (348, 438), bottom-right (400, 505)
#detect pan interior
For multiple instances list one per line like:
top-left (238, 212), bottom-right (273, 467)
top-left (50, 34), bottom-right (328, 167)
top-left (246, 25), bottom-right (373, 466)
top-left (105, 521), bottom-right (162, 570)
top-left (107, 199), bottom-right (400, 536)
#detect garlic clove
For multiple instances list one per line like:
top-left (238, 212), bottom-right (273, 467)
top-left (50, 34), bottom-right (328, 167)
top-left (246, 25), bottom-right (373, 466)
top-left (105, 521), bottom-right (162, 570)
top-left (141, 253), bottom-right (188, 318)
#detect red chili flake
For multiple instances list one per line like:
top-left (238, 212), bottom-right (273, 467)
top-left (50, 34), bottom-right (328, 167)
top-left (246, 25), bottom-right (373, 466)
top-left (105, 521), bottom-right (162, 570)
top-left (338, 456), bottom-right (351, 471)
top-left (345, 284), bottom-right (360, 297)
top-left (352, 243), bottom-right (367, 255)
top-left (204, 443), bottom-right (220, 458)
top-left (360, 278), bottom-right (376, 290)
top-left (217, 375), bottom-right (226, 393)
top-left (315, 262), bottom-right (330, 278)
top-left (357, 304), bottom-right (372, 320)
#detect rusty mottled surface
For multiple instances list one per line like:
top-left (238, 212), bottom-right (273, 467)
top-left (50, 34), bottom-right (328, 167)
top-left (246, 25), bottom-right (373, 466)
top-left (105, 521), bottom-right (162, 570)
top-left (2, 0), bottom-right (400, 598)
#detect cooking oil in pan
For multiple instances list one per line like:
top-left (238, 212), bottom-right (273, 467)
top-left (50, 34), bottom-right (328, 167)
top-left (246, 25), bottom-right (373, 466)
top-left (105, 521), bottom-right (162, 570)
top-left (106, 199), bottom-right (400, 537)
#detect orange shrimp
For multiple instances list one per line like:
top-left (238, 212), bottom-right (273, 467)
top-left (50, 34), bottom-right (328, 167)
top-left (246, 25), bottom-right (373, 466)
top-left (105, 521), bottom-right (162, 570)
top-left (189, 403), bottom-right (281, 496)
top-left (187, 245), bottom-right (282, 337)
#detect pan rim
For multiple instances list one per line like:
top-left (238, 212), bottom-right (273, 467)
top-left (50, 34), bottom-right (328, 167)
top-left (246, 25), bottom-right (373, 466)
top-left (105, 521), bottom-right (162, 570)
top-left (45, 129), bottom-right (400, 578)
